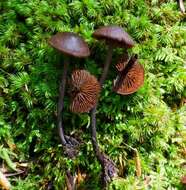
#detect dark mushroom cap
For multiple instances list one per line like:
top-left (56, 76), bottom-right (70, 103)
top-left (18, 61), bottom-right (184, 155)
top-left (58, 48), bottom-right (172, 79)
top-left (49, 32), bottom-right (90, 58)
top-left (70, 70), bottom-right (101, 113)
top-left (92, 25), bottom-right (135, 48)
top-left (113, 56), bottom-right (144, 95)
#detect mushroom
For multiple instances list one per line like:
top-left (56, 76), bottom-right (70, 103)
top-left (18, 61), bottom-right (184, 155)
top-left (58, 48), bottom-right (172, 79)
top-left (91, 25), bottom-right (135, 185)
top-left (70, 69), bottom-right (101, 113)
top-left (92, 25), bottom-right (135, 85)
top-left (113, 54), bottom-right (144, 95)
top-left (49, 32), bottom-right (90, 158)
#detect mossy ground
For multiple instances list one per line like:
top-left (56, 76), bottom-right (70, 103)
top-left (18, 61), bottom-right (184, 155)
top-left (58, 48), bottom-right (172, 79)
top-left (0, 0), bottom-right (186, 189)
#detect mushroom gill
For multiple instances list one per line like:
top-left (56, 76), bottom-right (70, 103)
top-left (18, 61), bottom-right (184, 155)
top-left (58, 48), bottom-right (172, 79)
top-left (70, 70), bottom-right (100, 113)
top-left (113, 55), bottom-right (144, 95)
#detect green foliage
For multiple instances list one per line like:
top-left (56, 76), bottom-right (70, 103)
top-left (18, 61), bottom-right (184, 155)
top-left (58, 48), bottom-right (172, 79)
top-left (0, 0), bottom-right (186, 189)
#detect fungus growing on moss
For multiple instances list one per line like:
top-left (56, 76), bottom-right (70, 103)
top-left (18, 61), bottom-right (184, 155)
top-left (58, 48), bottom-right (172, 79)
top-left (49, 32), bottom-right (90, 158)
top-left (92, 25), bottom-right (135, 85)
top-left (113, 54), bottom-right (144, 95)
top-left (70, 69), bottom-right (100, 113)
top-left (91, 25), bottom-right (135, 186)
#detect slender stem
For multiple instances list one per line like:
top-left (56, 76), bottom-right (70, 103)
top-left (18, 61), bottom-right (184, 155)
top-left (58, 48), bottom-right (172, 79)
top-left (57, 56), bottom-right (69, 145)
top-left (91, 45), bottom-right (113, 162)
top-left (122, 54), bottom-right (138, 74)
top-left (99, 45), bottom-right (114, 86)
top-left (91, 105), bottom-right (102, 159)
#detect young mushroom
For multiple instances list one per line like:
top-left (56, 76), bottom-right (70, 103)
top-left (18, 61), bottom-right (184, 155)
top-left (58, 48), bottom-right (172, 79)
top-left (49, 32), bottom-right (90, 158)
top-left (113, 54), bottom-right (144, 95)
top-left (91, 25), bottom-right (135, 186)
top-left (70, 69), bottom-right (100, 113)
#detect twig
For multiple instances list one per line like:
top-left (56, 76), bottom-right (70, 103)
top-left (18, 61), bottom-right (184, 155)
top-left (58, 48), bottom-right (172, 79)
top-left (178, 0), bottom-right (185, 13)
top-left (4, 170), bottom-right (25, 177)
top-left (122, 143), bottom-right (142, 177)
top-left (123, 142), bottom-right (136, 151)
top-left (134, 150), bottom-right (142, 177)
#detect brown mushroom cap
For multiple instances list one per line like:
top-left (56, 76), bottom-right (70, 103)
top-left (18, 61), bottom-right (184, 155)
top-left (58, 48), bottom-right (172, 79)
top-left (92, 25), bottom-right (135, 48)
top-left (113, 56), bottom-right (144, 95)
top-left (49, 32), bottom-right (90, 58)
top-left (70, 70), bottom-right (101, 113)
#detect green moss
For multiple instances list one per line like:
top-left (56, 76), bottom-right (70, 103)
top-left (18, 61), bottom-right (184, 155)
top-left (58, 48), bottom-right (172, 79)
top-left (0, 0), bottom-right (185, 189)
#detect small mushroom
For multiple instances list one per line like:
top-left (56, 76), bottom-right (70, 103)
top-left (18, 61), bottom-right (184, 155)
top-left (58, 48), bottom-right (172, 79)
top-left (92, 25), bottom-right (135, 85)
top-left (91, 25), bottom-right (135, 186)
top-left (49, 32), bottom-right (90, 157)
top-left (70, 69), bottom-right (101, 113)
top-left (113, 54), bottom-right (144, 95)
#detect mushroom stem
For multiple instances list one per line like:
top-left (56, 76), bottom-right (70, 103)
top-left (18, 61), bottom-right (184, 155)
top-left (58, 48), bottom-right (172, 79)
top-left (58, 56), bottom-right (69, 145)
top-left (91, 106), bottom-right (102, 159)
top-left (91, 44), bottom-right (114, 162)
top-left (99, 45), bottom-right (114, 86)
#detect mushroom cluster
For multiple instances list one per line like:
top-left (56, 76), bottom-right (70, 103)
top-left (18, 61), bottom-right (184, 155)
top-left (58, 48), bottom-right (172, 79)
top-left (48, 25), bottom-right (145, 188)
